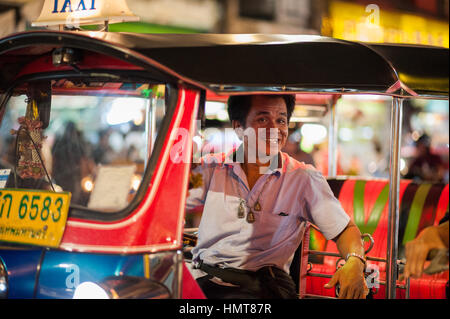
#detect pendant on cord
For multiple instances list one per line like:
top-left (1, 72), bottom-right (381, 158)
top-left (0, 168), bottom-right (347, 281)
top-left (238, 200), bottom-right (246, 219)
top-left (254, 201), bottom-right (261, 212)
top-left (246, 211), bottom-right (256, 223)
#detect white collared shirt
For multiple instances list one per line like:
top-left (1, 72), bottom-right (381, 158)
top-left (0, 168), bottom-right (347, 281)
top-left (187, 151), bottom-right (350, 274)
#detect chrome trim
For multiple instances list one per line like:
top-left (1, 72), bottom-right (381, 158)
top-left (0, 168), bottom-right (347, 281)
top-left (361, 233), bottom-right (375, 255)
top-left (327, 98), bottom-right (338, 177)
top-left (101, 276), bottom-right (171, 299)
top-left (143, 250), bottom-right (183, 299)
top-left (146, 96), bottom-right (157, 162)
top-left (144, 97), bottom-right (152, 168)
top-left (208, 87), bottom-right (449, 99)
top-left (0, 258), bottom-right (7, 299)
top-left (173, 250), bottom-right (183, 299)
top-left (386, 97), bottom-right (403, 299)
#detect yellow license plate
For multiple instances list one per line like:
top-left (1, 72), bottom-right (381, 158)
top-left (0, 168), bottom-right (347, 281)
top-left (0, 189), bottom-right (71, 248)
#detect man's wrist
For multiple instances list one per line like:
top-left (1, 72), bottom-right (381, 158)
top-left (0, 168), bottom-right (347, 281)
top-left (345, 253), bottom-right (366, 270)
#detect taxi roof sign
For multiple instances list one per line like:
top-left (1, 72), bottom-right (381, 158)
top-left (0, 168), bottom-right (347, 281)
top-left (32, 0), bottom-right (139, 27)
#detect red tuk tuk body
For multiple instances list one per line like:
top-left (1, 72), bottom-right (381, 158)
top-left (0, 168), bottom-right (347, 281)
top-left (60, 87), bottom-right (199, 253)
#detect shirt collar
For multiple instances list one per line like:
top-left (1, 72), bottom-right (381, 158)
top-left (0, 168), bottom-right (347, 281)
top-left (223, 145), bottom-right (284, 177)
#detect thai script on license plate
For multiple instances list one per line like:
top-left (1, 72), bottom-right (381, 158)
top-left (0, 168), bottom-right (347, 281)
top-left (0, 189), bottom-right (71, 248)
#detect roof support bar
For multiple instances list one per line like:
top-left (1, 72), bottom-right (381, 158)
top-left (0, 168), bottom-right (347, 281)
top-left (145, 96), bottom-right (156, 167)
top-left (327, 98), bottom-right (338, 177)
top-left (386, 97), bottom-right (404, 299)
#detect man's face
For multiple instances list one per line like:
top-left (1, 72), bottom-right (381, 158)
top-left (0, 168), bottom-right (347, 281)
top-left (234, 95), bottom-right (289, 160)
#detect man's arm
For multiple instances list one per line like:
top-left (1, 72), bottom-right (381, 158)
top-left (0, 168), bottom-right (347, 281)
top-left (324, 220), bottom-right (369, 299)
top-left (300, 170), bottom-right (368, 299)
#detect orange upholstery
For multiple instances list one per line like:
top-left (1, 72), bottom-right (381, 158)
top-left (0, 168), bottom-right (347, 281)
top-left (304, 178), bottom-right (449, 299)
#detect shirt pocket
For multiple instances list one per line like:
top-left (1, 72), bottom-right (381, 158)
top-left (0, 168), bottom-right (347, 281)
top-left (262, 202), bottom-right (298, 231)
top-left (256, 203), bottom-right (300, 249)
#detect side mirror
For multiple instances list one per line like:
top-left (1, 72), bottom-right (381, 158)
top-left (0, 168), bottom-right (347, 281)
top-left (27, 81), bottom-right (51, 129)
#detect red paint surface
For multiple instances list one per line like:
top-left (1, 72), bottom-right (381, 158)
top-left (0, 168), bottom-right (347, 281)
top-left (182, 263), bottom-right (206, 299)
top-left (15, 52), bottom-right (143, 81)
top-left (60, 87), bottom-right (199, 253)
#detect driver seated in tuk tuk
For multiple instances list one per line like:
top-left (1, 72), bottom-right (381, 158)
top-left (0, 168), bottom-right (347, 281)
top-left (187, 94), bottom-right (368, 299)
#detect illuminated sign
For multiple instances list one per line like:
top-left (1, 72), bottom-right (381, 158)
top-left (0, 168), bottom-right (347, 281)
top-left (32, 0), bottom-right (139, 27)
top-left (325, 0), bottom-right (449, 48)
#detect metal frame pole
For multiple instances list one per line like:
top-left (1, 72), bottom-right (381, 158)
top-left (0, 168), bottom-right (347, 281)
top-left (145, 97), bottom-right (156, 167)
top-left (298, 224), bottom-right (311, 299)
top-left (386, 97), bottom-right (403, 299)
top-left (328, 99), bottom-right (338, 177)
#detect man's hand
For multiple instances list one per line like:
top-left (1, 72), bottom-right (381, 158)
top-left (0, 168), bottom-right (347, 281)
top-left (324, 257), bottom-right (369, 299)
top-left (326, 220), bottom-right (369, 299)
top-left (402, 223), bottom-right (448, 280)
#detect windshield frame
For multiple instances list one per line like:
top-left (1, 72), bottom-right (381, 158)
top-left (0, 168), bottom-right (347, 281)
top-left (0, 70), bottom-right (179, 222)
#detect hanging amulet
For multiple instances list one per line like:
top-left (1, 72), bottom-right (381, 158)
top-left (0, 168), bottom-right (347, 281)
top-left (254, 201), bottom-right (262, 212)
top-left (237, 201), bottom-right (245, 219)
top-left (246, 211), bottom-right (256, 223)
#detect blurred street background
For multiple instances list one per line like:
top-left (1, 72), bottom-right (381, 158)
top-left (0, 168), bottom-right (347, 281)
top-left (0, 0), bottom-right (448, 43)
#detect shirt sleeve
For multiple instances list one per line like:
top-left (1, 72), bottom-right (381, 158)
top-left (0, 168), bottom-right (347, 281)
top-left (302, 170), bottom-right (350, 240)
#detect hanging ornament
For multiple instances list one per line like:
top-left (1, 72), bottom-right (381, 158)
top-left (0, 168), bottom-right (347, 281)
top-left (246, 211), bottom-right (256, 223)
top-left (10, 98), bottom-right (47, 180)
top-left (237, 200), bottom-right (246, 219)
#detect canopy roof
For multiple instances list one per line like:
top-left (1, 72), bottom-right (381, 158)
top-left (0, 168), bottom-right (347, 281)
top-left (0, 31), bottom-right (448, 98)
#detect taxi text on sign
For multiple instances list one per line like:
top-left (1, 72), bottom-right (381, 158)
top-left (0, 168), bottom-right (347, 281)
top-left (0, 189), bottom-right (71, 248)
top-left (32, 0), bottom-right (139, 27)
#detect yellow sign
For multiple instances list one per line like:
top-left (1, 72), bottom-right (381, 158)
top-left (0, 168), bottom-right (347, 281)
top-left (32, 0), bottom-right (139, 27)
top-left (326, 0), bottom-right (449, 48)
top-left (0, 189), bottom-right (71, 248)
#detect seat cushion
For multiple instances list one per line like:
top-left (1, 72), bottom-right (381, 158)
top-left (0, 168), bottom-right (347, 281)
top-left (305, 178), bottom-right (449, 299)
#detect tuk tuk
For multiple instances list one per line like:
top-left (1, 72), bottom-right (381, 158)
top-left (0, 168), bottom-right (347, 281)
top-left (0, 29), bottom-right (448, 299)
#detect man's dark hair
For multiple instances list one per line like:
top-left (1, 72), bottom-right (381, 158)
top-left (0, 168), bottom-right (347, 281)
top-left (227, 95), bottom-right (296, 127)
